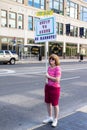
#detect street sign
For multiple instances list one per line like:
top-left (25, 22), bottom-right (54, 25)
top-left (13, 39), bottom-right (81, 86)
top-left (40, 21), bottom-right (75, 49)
top-left (35, 16), bottom-right (56, 43)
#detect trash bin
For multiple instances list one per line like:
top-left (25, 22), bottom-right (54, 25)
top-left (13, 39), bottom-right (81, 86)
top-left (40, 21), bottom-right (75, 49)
top-left (80, 54), bottom-right (83, 61)
top-left (39, 55), bottom-right (42, 61)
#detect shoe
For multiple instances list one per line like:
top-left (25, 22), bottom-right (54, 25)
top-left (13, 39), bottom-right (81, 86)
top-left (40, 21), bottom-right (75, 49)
top-left (51, 119), bottom-right (58, 127)
top-left (43, 117), bottom-right (53, 124)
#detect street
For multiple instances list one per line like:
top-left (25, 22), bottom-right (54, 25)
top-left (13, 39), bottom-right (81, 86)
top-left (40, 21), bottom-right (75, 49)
top-left (0, 62), bottom-right (87, 130)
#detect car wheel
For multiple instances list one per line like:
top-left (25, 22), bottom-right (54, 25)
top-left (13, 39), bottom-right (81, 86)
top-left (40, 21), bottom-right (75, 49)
top-left (10, 59), bottom-right (15, 65)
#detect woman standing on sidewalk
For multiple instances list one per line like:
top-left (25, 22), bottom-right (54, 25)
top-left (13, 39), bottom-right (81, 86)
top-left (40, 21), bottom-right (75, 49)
top-left (43, 54), bottom-right (61, 127)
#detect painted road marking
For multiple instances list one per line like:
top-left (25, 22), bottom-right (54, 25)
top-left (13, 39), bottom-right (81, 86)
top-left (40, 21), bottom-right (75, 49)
top-left (0, 69), bottom-right (15, 75)
top-left (61, 76), bottom-right (80, 81)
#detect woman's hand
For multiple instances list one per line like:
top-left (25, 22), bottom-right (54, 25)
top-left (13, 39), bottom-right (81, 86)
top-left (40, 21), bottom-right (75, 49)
top-left (46, 73), bottom-right (50, 79)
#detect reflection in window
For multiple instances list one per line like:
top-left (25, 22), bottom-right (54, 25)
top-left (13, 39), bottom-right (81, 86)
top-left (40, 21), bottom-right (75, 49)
top-left (1, 10), bottom-right (7, 27)
top-left (80, 6), bottom-right (87, 22)
top-left (67, 0), bottom-right (78, 19)
top-left (28, 0), bottom-right (45, 9)
top-left (28, 16), bottom-right (33, 30)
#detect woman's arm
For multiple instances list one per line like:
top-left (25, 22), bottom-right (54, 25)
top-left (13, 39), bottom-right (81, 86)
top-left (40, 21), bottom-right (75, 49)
top-left (46, 73), bottom-right (61, 82)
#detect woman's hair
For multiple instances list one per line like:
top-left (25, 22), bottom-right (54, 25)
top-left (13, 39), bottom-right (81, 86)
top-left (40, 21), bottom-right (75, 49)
top-left (49, 54), bottom-right (60, 66)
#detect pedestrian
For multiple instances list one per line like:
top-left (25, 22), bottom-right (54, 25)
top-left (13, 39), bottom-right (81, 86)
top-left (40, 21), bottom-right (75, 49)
top-left (43, 54), bottom-right (61, 127)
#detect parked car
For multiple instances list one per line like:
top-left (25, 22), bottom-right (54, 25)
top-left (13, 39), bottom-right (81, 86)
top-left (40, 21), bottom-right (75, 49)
top-left (0, 50), bottom-right (19, 65)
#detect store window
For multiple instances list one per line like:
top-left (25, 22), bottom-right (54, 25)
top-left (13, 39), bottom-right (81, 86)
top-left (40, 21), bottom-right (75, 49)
top-left (28, 16), bottom-right (33, 30)
top-left (49, 0), bottom-right (64, 15)
top-left (9, 12), bottom-right (17, 28)
top-left (18, 14), bottom-right (23, 29)
top-left (28, 0), bottom-right (45, 9)
top-left (67, 0), bottom-right (78, 19)
top-left (1, 44), bottom-right (7, 50)
top-left (1, 10), bottom-right (7, 27)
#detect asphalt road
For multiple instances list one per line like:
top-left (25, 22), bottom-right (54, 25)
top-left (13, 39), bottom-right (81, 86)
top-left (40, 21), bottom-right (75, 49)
top-left (0, 62), bottom-right (87, 130)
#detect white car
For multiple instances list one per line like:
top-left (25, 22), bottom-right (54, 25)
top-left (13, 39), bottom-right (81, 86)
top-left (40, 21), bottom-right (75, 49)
top-left (0, 50), bottom-right (19, 64)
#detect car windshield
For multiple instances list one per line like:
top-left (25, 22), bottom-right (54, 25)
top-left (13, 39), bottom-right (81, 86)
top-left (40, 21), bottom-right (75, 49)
top-left (11, 50), bottom-right (16, 54)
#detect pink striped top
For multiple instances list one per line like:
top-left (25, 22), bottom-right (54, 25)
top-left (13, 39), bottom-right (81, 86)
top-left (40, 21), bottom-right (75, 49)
top-left (47, 66), bottom-right (61, 87)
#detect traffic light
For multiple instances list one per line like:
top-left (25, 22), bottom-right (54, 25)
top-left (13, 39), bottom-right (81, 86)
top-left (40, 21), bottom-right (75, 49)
top-left (79, 27), bottom-right (84, 37)
top-left (66, 24), bottom-right (70, 35)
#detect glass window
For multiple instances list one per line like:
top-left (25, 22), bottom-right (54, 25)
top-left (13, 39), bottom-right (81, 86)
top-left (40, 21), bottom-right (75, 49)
top-left (28, 0), bottom-right (45, 9)
top-left (56, 22), bottom-right (59, 34)
top-left (49, 0), bottom-right (53, 9)
top-left (28, 0), bottom-right (33, 6)
top-left (49, 0), bottom-right (64, 15)
top-left (74, 27), bottom-right (78, 37)
top-left (1, 10), bottom-right (7, 17)
top-left (60, 23), bottom-right (63, 35)
top-left (66, 1), bottom-right (78, 19)
top-left (41, 0), bottom-right (44, 9)
top-left (1, 19), bottom-right (7, 27)
top-left (1, 38), bottom-right (8, 42)
top-left (34, 17), bottom-right (40, 30)
top-left (54, 1), bottom-right (59, 10)
top-left (34, 0), bottom-right (40, 8)
top-left (9, 12), bottom-right (17, 28)
top-left (18, 14), bottom-right (23, 29)
top-left (1, 10), bottom-right (7, 27)
top-left (56, 22), bottom-right (63, 35)
top-left (70, 25), bottom-right (78, 37)
top-left (11, 0), bottom-right (24, 4)
top-left (80, 6), bottom-right (87, 22)
top-left (28, 16), bottom-right (33, 30)
top-left (17, 0), bottom-right (24, 3)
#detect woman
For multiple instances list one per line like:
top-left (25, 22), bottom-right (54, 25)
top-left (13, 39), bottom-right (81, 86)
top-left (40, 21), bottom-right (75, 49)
top-left (43, 54), bottom-right (61, 127)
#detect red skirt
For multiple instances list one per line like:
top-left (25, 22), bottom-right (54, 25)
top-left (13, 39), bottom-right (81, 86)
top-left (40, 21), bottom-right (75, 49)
top-left (44, 84), bottom-right (60, 106)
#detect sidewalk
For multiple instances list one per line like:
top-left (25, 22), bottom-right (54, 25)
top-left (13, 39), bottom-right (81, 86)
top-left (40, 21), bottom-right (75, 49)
top-left (29, 105), bottom-right (87, 130)
top-left (17, 57), bottom-right (87, 64)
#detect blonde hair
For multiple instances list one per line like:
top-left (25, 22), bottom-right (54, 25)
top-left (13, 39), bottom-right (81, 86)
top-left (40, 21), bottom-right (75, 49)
top-left (49, 54), bottom-right (60, 66)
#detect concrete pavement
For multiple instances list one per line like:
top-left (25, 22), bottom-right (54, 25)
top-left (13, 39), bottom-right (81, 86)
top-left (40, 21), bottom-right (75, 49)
top-left (29, 105), bottom-right (87, 130)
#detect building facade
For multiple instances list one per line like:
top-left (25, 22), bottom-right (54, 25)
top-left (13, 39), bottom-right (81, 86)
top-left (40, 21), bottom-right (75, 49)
top-left (0, 0), bottom-right (87, 58)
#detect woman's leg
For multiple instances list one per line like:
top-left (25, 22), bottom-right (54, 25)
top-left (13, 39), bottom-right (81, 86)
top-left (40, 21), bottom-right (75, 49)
top-left (54, 105), bottom-right (59, 119)
top-left (43, 103), bottom-right (53, 123)
top-left (46, 103), bottom-right (52, 117)
top-left (51, 105), bottom-right (59, 127)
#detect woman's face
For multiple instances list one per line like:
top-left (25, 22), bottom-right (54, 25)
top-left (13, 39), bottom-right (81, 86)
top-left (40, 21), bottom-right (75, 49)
top-left (49, 57), bottom-right (55, 66)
